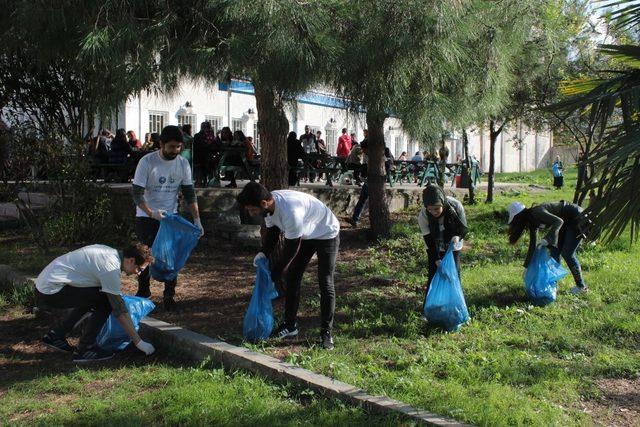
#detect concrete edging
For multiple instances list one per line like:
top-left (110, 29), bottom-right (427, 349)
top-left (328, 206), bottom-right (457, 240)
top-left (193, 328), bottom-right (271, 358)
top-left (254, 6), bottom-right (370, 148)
top-left (140, 317), bottom-right (469, 426)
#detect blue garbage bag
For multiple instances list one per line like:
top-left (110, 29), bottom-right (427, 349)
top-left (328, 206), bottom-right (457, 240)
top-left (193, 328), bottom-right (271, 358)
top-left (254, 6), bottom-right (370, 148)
top-left (96, 295), bottom-right (155, 352)
top-left (552, 163), bottom-right (562, 177)
top-left (243, 257), bottom-right (279, 342)
top-left (423, 244), bottom-right (470, 332)
top-left (524, 245), bottom-right (568, 306)
top-left (150, 214), bottom-right (200, 282)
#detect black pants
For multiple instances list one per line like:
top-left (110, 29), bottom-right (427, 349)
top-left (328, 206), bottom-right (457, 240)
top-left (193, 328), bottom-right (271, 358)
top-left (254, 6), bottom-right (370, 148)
top-left (424, 249), bottom-right (461, 306)
top-left (284, 237), bottom-right (339, 333)
top-left (37, 286), bottom-right (111, 350)
top-left (346, 163), bottom-right (362, 183)
top-left (135, 216), bottom-right (177, 298)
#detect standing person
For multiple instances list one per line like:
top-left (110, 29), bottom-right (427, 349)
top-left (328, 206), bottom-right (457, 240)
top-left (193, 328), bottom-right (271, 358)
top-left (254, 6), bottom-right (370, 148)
top-left (193, 122), bottom-right (216, 186)
top-left (507, 201), bottom-right (587, 294)
top-left (552, 155), bottom-right (564, 189)
top-left (237, 182), bottom-right (340, 349)
top-left (336, 128), bottom-right (351, 159)
top-left (131, 125), bottom-right (204, 311)
top-left (345, 141), bottom-right (363, 185)
top-left (181, 124), bottom-right (194, 151)
top-left (418, 184), bottom-right (467, 304)
top-left (315, 130), bottom-right (327, 154)
top-left (287, 131), bottom-right (304, 186)
top-left (36, 242), bottom-right (156, 362)
top-left (360, 130), bottom-right (369, 178)
top-left (300, 126), bottom-right (317, 182)
top-left (109, 129), bottom-right (132, 164)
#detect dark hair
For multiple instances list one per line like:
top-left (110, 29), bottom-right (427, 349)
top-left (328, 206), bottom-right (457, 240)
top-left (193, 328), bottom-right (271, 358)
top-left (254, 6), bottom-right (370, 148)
top-left (233, 130), bottom-right (246, 142)
top-left (342, 128), bottom-right (347, 133)
top-left (236, 182), bottom-right (272, 207)
top-left (220, 127), bottom-right (233, 141)
top-left (287, 131), bottom-right (297, 143)
top-left (182, 124), bottom-right (192, 135)
top-left (150, 133), bottom-right (161, 150)
top-left (508, 209), bottom-right (531, 245)
top-left (160, 125), bottom-right (184, 144)
top-left (123, 242), bottom-right (154, 266)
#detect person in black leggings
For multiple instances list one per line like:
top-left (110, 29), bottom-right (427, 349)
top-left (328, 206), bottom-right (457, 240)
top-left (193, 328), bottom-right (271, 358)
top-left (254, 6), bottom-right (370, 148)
top-left (507, 200), bottom-right (587, 294)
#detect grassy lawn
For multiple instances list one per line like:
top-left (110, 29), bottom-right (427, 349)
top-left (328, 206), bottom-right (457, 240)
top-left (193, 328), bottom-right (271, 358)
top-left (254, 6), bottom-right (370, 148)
top-left (260, 169), bottom-right (640, 426)
top-left (0, 300), bottom-right (400, 426)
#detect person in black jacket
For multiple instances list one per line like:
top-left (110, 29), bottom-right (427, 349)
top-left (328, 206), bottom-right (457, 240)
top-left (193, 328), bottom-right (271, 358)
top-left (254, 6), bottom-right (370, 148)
top-left (287, 132), bottom-right (304, 186)
top-left (418, 184), bottom-right (467, 304)
top-left (507, 201), bottom-right (587, 294)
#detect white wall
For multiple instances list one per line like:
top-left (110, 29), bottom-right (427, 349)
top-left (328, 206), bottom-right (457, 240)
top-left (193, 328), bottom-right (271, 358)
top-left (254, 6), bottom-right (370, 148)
top-left (122, 80), bottom-right (554, 171)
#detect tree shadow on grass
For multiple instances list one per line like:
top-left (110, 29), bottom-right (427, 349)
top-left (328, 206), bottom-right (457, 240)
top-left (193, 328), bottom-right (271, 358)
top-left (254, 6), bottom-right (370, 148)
top-left (465, 288), bottom-right (531, 310)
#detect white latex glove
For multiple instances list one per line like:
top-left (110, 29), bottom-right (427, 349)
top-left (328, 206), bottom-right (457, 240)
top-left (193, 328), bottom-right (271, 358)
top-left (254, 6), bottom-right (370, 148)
top-left (135, 340), bottom-right (155, 355)
top-left (451, 236), bottom-right (463, 251)
top-left (539, 238), bottom-right (549, 247)
top-left (194, 217), bottom-right (204, 238)
top-left (151, 209), bottom-right (166, 221)
top-left (253, 252), bottom-right (267, 267)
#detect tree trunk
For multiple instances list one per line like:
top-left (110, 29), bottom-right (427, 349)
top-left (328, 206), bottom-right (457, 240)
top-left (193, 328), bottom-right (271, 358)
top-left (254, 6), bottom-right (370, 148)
top-left (486, 120), bottom-right (502, 203)
top-left (253, 83), bottom-right (289, 191)
top-left (366, 109), bottom-right (391, 239)
top-left (462, 128), bottom-right (475, 204)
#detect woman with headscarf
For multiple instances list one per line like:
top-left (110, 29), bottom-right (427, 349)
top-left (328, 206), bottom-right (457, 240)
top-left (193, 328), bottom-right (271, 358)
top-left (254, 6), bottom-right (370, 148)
top-left (418, 184), bottom-right (467, 304)
top-left (506, 201), bottom-right (587, 294)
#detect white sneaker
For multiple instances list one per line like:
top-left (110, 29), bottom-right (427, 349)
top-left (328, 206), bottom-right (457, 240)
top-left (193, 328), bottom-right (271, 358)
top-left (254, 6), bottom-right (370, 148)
top-left (570, 286), bottom-right (588, 295)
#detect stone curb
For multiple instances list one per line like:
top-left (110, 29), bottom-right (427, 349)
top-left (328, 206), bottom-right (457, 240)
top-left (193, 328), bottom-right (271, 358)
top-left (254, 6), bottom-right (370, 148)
top-left (140, 317), bottom-right (470, 426)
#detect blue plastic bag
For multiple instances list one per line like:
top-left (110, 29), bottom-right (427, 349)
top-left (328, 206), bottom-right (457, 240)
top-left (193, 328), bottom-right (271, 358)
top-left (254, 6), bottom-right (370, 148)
top-left (243, 257), bottom-right (279, 342)
top-left (423, 245), bottom-right (470, 332)
top-left (150, 214), bottom-right (200, 282)
top-left (552, 163), bottom-right (562, 177)
top-left (524, 245), bottom-right (568, 306)
top-left (96, 295), bottom-right (155, 352)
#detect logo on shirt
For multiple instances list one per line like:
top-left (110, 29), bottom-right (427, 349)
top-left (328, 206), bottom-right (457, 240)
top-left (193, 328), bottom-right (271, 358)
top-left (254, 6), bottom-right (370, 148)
top-left (169, 176), bottom-right (176, 184)
top-left (159, 176), bottom-right (166, 184)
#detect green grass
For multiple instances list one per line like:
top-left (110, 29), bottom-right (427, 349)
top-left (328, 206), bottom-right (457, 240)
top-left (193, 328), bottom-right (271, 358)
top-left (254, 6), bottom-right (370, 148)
top-left (262, 170), bottom-right (640, 426)
top-left (0, 361), bottom-right (400, 426)
top-left (495, 166), bottom-right (578, 186)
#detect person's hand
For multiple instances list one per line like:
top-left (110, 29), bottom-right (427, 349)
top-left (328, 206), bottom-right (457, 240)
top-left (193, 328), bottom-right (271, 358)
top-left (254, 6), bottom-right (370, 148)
top-left (253, 252), bottom-right (267, 267)
top-left (435, 260), bottom-right (442, 268)
top-left (135, 340), bottom-right (155, 355)
top-left (151, 209), bottom-right (166, 221)
top-left (194, 217), bottom-right (204, 238)
top-left (451, 236), bottom-right (463, 251)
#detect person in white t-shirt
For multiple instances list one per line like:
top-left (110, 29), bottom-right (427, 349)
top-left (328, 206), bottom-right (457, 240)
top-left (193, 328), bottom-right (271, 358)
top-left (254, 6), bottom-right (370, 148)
top-left (132, 125), bottom-right (204, 311)
top-left (36, 242), bottom-right (156, 363)
top-left (237, 182), bottom-right (340, 350)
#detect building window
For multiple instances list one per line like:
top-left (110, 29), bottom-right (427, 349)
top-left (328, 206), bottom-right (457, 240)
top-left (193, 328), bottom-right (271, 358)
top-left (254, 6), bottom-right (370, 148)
top-left (326, 129), bottom-right (337, 156)
top-left (232, 118), bottom-right (244, 133)
top-left (149, 111), bottom-right (168, 134)
top-left (177, 114), bottom-right (196, 128)
top-left (253, 121), bottom-right (261, 153)
top-left (394, 136), bottom-right (403, 158)
top-left (204, 115), bottom-right (222, 132)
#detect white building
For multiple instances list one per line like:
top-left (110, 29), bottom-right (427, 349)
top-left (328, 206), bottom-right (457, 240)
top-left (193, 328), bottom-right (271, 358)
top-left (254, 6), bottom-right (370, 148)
top-left (114, 78), bottom-right (553, 172)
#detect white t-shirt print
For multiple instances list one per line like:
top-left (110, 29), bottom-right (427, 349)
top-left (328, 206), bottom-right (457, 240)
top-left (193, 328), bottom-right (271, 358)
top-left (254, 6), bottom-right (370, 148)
top-left (133, 151), bottom-right (193, 218)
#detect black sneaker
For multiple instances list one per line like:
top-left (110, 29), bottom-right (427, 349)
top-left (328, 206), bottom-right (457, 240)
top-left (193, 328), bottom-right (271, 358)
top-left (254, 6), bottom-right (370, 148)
top-left (272, 323), bottom-right (298, 339)
top-left (42, 330), bottom-right (74, 353)
top-left (72, 345), bottom-right (114, 363)
top-left (320, 331), bottom-right (334, 350)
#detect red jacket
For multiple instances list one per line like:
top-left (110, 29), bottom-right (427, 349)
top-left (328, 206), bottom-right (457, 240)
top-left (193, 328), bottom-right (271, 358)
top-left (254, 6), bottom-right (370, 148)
top-left (337, 134), bottom-right (352, 158)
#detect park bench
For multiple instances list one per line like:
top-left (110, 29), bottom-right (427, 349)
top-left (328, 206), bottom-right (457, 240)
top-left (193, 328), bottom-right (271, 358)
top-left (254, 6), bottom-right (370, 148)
top-left (208, 146), bottom-right (259, 187)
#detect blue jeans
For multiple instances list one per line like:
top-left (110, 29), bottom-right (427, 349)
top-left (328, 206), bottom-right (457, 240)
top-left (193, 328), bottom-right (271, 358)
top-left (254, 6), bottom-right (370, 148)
top-left (352, 182), bottom-right (369, 222)
top-left (549, 205), bottom-right (585, 287)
